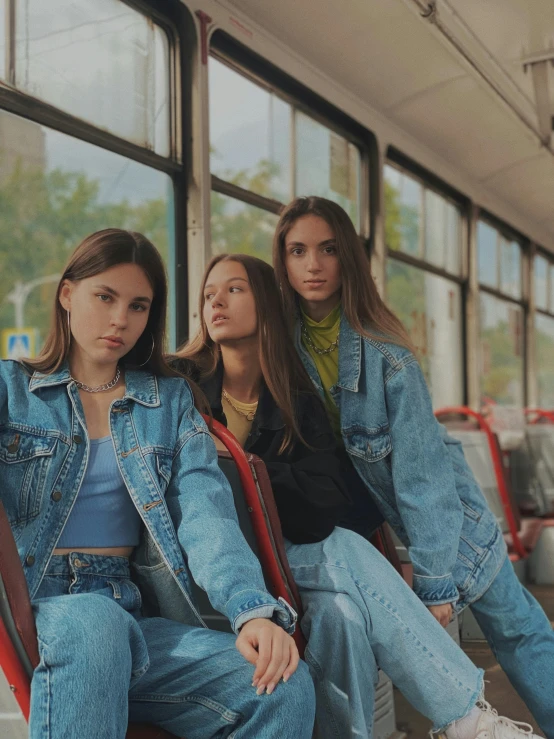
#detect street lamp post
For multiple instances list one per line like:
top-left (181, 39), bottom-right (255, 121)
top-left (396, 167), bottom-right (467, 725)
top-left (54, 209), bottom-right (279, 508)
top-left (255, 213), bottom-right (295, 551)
top-left (4, 274), bottom-right (60, 328)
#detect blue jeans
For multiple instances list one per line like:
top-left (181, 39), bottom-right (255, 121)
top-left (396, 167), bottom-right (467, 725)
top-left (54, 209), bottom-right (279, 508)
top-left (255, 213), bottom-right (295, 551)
top-left (470, 555), bottom-right (554, 739)
top-left (285, 528), bottom-right (483, 739)
top-left (30, 553), bottom-right (315, 739)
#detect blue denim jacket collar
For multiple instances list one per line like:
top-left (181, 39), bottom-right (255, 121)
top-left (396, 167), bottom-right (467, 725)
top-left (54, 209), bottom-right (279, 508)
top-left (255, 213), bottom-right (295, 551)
top-left (29, 364), bottom-right (160, 408)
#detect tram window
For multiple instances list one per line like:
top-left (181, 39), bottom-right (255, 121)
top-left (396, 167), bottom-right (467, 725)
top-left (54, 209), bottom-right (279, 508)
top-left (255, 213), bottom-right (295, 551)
top-left (386, 260), bottom-right (463, 407)
top-left (210, 192), bottom-right (279, 263)
top-left (0, 109), bottom-right (175, 358)
top-left (14, 0), bottom-right (170, 156)
top-left (477, 221), bottom-right (498, 289)
top-left (500, 238), bottom-right (521, 299)
top-left (479, 292), bottom-right (524, 406)
top-left (296, 112), bottom-right (361, 230)
top-left (384, 165), bottom-right (422, 258)
top-left (535, 254), bottom-right (548, 311)
top-left (209, 57), bottom-right (291, 204)
top-left (536, 313), bottom-right (554, 408)
top-left (424, 189), bottom-right (462, 274)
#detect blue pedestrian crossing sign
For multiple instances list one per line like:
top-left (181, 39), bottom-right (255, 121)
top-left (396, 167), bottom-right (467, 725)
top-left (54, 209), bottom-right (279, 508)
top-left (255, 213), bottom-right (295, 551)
top-left (2, 328), bottom-right (36, 359)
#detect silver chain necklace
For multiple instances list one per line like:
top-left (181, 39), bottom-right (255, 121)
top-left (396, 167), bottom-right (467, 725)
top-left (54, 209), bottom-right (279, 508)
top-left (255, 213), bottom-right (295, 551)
top-left (71, 366), bottom-right (121, 393)
top-left (300, 319), bottom-right (340, 356)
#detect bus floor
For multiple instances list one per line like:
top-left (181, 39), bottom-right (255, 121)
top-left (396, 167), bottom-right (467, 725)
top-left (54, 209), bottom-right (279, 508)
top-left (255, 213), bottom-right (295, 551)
top-left (394, 584), bottom-right (554, 738)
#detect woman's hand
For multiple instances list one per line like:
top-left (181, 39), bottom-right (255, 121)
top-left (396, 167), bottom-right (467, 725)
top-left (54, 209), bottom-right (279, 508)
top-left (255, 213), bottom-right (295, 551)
top-left (236, 618), bottom-right (299, 695)
top-left (427, 603), bottom-right (453, 627)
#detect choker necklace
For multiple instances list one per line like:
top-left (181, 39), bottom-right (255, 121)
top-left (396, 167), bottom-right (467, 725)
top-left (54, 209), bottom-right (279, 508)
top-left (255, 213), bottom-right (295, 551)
top-left (300, 318), bottom-right (340, 355)
top-left (222, 388), bottom-right (258, 421)
top-left (71, 366), bottom-right (121, 393)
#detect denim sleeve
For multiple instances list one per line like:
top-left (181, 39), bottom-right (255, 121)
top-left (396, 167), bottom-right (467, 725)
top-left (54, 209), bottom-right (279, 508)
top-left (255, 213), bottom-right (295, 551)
top-left (385, 358), bottom-right (464, 606)
top-left (165, 386), bottom-right (296, 634)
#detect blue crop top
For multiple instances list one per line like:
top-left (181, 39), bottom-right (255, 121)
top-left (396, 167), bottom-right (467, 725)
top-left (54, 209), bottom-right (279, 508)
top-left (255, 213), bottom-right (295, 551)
top-left (57, 436), bottom-right (142, 548)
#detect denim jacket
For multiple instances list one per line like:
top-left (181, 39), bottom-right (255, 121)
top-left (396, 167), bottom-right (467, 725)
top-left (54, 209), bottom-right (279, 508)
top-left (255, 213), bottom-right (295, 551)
top-left (295, 314), bottom-right (506, 608)
top-left (0, 360), bottom-right (296, 634)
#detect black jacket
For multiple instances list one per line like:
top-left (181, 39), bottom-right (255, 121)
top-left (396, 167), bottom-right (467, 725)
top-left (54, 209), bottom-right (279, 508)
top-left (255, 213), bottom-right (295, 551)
top-left (171, 358), bottom-right (382, 544)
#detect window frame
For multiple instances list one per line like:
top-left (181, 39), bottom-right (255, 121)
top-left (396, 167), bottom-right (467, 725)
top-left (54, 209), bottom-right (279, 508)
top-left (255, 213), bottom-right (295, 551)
top-left (208, 31), bottom-right (374, 247)
top-left (384, 153), bottom-right (468, 285)
top-left (476, 212), bottom-right (529, 406)
top-left (535, 248), bottom-right (554, 319)
top-left (0, 0), bottom-right (193, 346)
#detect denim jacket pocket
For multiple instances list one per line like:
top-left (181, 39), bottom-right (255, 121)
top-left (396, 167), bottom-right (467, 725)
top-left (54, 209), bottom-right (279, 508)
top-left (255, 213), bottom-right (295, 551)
top-left (0, 426), bottom-right (58, 527)
top-left (343, 424), bottom-right (392, 463)
top-left (154, 451), bottom-right (173, 494)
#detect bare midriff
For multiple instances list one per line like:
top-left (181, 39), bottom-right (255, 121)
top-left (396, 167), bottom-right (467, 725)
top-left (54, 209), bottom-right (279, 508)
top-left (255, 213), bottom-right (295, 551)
top-left (53, 546), bottom-right (134, 557)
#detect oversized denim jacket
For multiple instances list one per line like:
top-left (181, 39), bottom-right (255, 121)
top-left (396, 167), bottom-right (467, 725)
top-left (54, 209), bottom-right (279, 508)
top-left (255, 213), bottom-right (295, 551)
top-left (295, 315), bottom-right (507, 609)
top-left (0, 361), bottom-right (296, 634)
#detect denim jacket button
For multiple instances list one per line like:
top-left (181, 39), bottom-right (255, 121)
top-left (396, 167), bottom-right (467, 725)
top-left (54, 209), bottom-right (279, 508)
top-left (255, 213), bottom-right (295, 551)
top-left (367, 443), bottom-right (372, 451)
top-left (7, 442), bottom-right (19, 453)
top-left (25, 555), bottom-right (35, 566)
top-left (73, 434), bottom-right (83, 444)
top-left (51, 490), bottom-right (62, 502)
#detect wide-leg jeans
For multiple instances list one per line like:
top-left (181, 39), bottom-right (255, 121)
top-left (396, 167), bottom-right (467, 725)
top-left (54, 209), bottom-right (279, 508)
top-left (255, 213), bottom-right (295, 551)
top-left (30, 552), bottom-right (315, 739)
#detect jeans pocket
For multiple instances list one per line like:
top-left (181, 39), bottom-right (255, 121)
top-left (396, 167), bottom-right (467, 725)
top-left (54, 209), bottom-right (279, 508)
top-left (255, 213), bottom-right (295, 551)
top-left (107, 578), bottom-right (143, 613)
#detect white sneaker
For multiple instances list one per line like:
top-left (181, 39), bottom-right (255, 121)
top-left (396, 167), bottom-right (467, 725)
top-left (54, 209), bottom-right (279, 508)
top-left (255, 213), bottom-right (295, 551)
top-left (433, 699), bottom-right (540, 739)
top-left (473, 699), bottom-right (538, 738)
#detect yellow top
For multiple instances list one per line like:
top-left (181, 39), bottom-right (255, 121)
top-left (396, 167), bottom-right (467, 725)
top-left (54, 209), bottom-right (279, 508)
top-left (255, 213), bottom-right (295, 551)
top-left (222, 391), bottom-right (258, 447)
top-left (300, 304), bottom-right (341, 439)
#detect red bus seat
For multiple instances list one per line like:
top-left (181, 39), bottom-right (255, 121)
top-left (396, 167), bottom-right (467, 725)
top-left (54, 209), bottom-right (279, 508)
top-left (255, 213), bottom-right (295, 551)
top-left (435, 407), bottom-right (544, 563)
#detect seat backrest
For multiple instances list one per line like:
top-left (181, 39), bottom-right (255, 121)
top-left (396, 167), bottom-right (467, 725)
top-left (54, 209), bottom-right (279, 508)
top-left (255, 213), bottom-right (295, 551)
top-left (191, 451), bottom-right (305, 651)
top-left (0, 502), bottom-right (39, 674)
top-left (447, 429), bottom-right (509, 533)
top-left (524, 425), bottom-right (554, 515)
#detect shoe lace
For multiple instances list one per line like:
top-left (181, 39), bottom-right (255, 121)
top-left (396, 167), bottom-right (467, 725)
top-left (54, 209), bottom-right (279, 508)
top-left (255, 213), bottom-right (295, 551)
top-left (476, 699), bottom-right (534, 736)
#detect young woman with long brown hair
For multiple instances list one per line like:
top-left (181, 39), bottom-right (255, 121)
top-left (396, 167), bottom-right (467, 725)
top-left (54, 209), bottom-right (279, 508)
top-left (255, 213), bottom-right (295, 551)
top-left (273, 195), bottom-right (554, 738)
top-left (172, 252), bottom-right (538, 739)
top-left (0, 229), bottom-right (314, 739)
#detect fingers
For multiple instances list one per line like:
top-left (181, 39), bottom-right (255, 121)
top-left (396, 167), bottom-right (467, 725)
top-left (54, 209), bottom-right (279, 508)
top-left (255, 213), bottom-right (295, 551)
top-left (263, 638), bottom-right (291, 695)
top-left (283, 640), bottom-right (300, 683)
top-left (254, 632), bottom-right (285, 694)
top-left (251, 631), bottom-right (272, 688)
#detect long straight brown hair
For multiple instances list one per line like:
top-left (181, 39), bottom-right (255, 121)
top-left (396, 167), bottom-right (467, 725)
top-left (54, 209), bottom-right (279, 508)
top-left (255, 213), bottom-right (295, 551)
top-left (25, 229), bottom-right (190, 385)
top-left (175, 254), bottom-right (317, 452)
top-left (273, 196), bottom-right (415, 352)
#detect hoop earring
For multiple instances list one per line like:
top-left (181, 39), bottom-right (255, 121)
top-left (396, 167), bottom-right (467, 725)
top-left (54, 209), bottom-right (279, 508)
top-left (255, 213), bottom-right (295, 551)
top-left (138, 334), bottom-right (155, 367)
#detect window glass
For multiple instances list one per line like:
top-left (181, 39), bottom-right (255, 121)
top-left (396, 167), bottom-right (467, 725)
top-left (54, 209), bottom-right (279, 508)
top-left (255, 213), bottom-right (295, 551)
top-left (500, 238), bottom-right (521, 299)
top-left (386, 259), bottom-right (463, 407)
top-left (296, 111), bottom-right (361, 229)
top-left (424, 189), bottom-right (445, 268)
top-left (536, 313), bottom-right (554, 408)
top-left (384, 165), bottom-right (422, 257)
top-left (534, 254), bottom-right (548, 311)
top-left (0, 109), bottom-right (175, 358)
top-left (445, 200), bottom-right (462, 275)
top-left (424, 190), bottom-right (462, 274)
top-left (477, 220), bottom-right (498, 288)
top-left (0, 0), bottom-right (5, 80)
top-left (15, 0), bottom-right (170, 155)
top-left (209, 58), bottom-right (291, 203)
top-left (479, 292), bottom-right (524, 406)
top-left (210, 192), bottom-right (278, 263)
